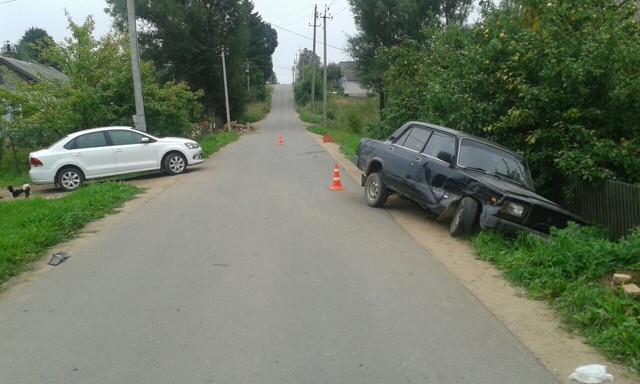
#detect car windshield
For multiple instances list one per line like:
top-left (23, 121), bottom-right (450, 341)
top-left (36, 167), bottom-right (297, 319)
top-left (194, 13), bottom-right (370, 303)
top-left (458, 138), bottom-right (534, 190)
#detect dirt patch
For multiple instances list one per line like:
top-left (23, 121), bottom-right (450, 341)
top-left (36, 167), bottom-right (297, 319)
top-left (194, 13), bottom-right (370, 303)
top-left (305, 129), bottom-right (639, 384)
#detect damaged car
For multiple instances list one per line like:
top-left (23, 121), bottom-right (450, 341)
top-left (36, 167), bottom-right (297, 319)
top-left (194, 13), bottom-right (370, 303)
top-left (353, 121), bottom-right (586, 237)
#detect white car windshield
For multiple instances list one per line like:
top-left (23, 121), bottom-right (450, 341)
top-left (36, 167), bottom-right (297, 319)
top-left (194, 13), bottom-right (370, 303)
top-left (458, 138), bottom-right (535, 190)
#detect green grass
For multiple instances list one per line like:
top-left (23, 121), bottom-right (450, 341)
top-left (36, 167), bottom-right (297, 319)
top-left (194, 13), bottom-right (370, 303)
top-left (200, 131), bottom-right (239, 157)
top-left (472, 225), bottom-right (640, 372)
top-left (301, 95), bottom-right (379, 158)
top-left (0, 182), bottom-right (140, 285)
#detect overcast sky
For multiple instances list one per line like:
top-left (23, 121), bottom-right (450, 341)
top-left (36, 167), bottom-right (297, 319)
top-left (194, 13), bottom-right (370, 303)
top-left (0, 0), bottom-right (356, 83)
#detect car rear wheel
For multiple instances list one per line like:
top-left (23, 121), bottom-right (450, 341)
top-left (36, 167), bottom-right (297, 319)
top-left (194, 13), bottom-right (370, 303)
top-left (450, 197), bottom-right (478, 237)
top-left (164, 153), bottom-right (187, 175)
top-left (57, 167), bottom-right (85, 192)
top-left (364, 172), bottom-right (389, 207)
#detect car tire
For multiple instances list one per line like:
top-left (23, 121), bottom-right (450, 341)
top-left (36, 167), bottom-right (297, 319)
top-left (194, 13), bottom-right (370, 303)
top-left (450, 197), bottom-right (478, 237)
top-left (364, 172), bottom-right (389, 207)
top-left (164, 152), bottom-right (187, 175)
top-left (57, 167), bottom-right (85, 192)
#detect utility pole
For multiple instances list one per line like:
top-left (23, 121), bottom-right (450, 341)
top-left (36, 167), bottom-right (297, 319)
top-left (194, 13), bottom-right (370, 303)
top-left (126, 0), bottom-right (146, 131)
top-left (221, 46), bottom-right (231, 128)
top-left (321, 4), bottom-right (332, 125)
top-left (245, 61), bottom-right (250, 92)
top-left (310, 4), bottom-right (318, 114)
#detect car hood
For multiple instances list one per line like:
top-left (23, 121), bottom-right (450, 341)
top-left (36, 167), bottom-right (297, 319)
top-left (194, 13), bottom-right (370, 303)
top-left (156, 137), bottom-right (194, 144)
top-left (468, 172), bottom-right (558, 206)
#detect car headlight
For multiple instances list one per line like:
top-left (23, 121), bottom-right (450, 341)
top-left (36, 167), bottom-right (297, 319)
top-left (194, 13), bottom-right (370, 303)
top-left (185, 142), bottom-right (199, 149)
top-left (501, 201), bottom-right (525, 218)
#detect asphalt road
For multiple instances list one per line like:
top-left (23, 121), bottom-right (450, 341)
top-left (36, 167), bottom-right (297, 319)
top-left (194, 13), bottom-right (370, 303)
top-left (0, 85), bottom-right (558, 383)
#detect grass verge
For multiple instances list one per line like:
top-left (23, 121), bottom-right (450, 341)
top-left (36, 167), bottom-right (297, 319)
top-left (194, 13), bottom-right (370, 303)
top-left (0, 182), bottom-right (140, 286)
top-left (472, 225), bottom-right (640, 373)
top-left (199, 131), bottom-right (239, 158)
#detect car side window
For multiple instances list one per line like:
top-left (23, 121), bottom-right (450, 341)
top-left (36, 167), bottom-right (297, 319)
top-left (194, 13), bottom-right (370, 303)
top-left (109, 130), bottom-right (146, 146)
top-left (395, 127), bottom-right (431, 152)
top-left (423, 132), bottom-right (456, 163)
top-left (65, 132), bottom-right (109, 150)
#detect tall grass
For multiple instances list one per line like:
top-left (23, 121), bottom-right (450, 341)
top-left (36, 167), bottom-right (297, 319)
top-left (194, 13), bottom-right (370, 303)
top-left (0, 182), bottom-right (140, 285)
top-left (472, 225), bottom-right (640, 372)
top-left (300, 95), bottom-right (379, 157)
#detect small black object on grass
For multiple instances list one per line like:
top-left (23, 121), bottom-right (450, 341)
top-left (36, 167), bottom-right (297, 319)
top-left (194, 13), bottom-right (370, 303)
top-left (49, 252), bottom-right (70, 266)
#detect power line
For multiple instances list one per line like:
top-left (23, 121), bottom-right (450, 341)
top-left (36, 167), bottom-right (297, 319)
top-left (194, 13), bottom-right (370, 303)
top-left (268, 21), bottom-right (344, 52)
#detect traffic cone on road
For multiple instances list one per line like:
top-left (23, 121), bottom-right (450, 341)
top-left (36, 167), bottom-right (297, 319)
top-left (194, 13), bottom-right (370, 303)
top-left (323, 132), bottom-right (334, 143)
top-left (330, 164), bottom-right (345, 191)
top-left (277, 132), bottom-right (283, 145)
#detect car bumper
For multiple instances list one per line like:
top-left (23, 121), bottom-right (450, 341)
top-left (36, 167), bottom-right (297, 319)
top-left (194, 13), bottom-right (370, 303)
top-left (188, 150), bottom-right (204, 165)
top-left (29, 168), bottom-right (56, 184)
top-left (480, 215), bottom-right (548, 237)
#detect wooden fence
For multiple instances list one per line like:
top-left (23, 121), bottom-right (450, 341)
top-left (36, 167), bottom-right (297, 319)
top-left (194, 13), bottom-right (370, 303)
top-left (564, 178), bottom-right (640, 238)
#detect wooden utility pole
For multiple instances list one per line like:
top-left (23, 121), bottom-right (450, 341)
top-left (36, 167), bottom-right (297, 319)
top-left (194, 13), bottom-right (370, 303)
top-left (321, 5), bottom-right (331, 125)
top-left (221, 46), bottom-right (231, 127)
top-left (126, 0), bottom-right (146, 131)
top-left (310, 4), bottom-right (318, 114)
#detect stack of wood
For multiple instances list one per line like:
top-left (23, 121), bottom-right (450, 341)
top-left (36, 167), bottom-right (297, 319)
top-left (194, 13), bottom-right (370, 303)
top-left (224, 121), bottom-right (254, 133)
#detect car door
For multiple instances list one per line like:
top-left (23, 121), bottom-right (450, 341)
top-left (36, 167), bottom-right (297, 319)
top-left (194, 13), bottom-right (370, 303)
top-left (384, 125), bottom-right (432, 195)
top-left (64, 131), bottom-right (117, 177)
top-left (108, 130), bottom-right (159, 173)
top-left (409, 131), bottom-right (457, 211)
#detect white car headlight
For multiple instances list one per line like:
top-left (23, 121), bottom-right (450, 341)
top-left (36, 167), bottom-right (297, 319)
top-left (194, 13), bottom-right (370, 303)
top-left (185, 142), bottom-right (199, 149)
top-left (501, 201), bottom-right (525, 218)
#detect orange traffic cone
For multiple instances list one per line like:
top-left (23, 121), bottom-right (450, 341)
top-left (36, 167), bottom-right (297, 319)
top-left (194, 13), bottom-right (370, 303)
top-left (323, 132), bottom-right (334, 143)
top-left (277, 133), bottom-right (283, 145)
top-left (330, 164), bottom-right (345, 191)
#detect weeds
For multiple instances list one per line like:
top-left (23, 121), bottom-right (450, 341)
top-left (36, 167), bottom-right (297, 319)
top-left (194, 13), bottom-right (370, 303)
top-left (472, 225), bottom-right (640, 372)
top-left (200, 132), bottom-right (239, 157)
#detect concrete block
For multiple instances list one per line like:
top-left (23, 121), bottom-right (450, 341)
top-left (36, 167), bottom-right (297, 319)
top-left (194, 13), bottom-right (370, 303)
top-left (613, 273), bottom-right (632, 285)
top-left (623, 284), bottom-right (640, 297)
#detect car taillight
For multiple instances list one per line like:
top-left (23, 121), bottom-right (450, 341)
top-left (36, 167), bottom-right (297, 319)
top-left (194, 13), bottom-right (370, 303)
top-left (30, 157), bottom-right (43, 167)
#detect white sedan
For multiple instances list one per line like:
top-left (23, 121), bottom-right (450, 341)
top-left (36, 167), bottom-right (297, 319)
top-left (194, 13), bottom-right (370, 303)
top-left (29, 126), bottom-right (204, 192)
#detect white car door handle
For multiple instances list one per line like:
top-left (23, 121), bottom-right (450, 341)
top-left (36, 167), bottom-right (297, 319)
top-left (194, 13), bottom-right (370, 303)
top-left (74, 153), bottom-right (83, 157)
top-left (114, 149), bottom-right (123, 153)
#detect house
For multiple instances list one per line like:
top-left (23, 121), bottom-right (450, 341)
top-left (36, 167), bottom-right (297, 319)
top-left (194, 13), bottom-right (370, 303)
top-left (339, 61), bottom-right (370, 97)
top-left (0, 42), bottom-right (68, 91)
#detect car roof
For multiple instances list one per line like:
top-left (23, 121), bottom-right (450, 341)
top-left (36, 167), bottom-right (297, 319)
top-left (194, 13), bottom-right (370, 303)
top-left (65, 126), bottom-right (137, 139)
top-left (406, 121), bottom-right (522, 157)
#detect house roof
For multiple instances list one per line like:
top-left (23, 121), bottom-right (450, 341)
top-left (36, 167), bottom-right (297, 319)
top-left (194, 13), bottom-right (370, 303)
top-left (0, 56), bottom-right (68, 83)
top-left (339, 61), bottom-right (362, 82)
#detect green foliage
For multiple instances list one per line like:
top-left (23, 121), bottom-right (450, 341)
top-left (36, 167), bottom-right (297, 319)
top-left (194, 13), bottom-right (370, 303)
top-left (7, 15), bottom-right (203, 144)
top-left (14, 27), bottom-right (57, 67)
top-left (347, 0), bottom-right (473, 108)
top-left (0, 182), bottom-right (139, 285)
top-left (199, 132), bottom-right (239, 158)
top-left (472, 225), bottom-right (640, 371)
top-left (380, 0), bottom-right (640, 192)
top-left (105, 0), bottom-right (277, 122)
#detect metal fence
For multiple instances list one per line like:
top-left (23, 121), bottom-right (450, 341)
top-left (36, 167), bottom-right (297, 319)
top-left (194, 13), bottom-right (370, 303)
top-left (564, 178), bottom-right (640, 238)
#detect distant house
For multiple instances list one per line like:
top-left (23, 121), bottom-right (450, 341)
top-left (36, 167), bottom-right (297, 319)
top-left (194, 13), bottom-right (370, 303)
top-left (339, 61), bottom-right (369, 97)
top-left (0, 42), bottom-right (68, 91)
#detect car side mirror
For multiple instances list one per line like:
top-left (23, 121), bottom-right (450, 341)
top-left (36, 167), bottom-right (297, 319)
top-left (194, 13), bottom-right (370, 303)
top-left (141, 137), bottom-right (150, 144)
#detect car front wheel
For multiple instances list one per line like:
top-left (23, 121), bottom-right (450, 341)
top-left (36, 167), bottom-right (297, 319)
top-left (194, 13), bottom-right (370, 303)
top-left (164, 153), bottom-right (187, 175)
top-left (57, 167), bottom-right (85, 192)
top-left (364, 172), bottom-right (389, 207)
top-left (450, 197), bottom-right (478, 237)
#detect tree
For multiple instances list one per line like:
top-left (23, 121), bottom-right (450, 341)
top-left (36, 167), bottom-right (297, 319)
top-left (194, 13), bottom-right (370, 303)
top-left (379, 0), bottom-right (640, 195)
top-left (15, 27), bottom-right (57, 67)
top-left (10, 14), bottom-right (202, 145)
top-left (347, 0), bottom-right (472, 110)
top-left (105, 0), bottom-right (277, 122)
